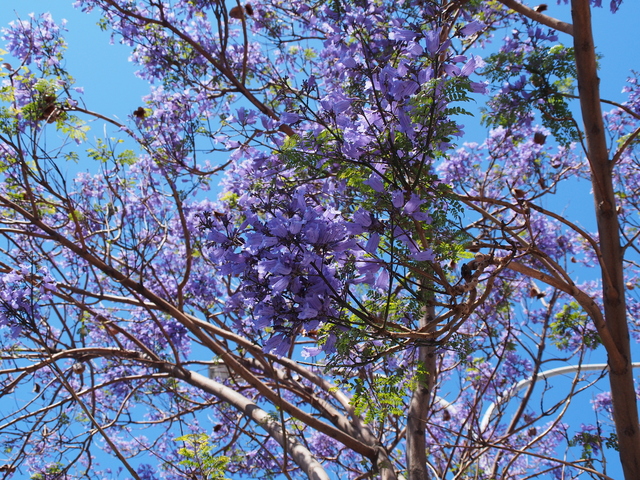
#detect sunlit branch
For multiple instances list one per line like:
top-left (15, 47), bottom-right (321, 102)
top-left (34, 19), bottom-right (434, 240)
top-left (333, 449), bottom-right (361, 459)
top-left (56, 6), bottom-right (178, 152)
top-left (496, 0), bottom-right (573, 35)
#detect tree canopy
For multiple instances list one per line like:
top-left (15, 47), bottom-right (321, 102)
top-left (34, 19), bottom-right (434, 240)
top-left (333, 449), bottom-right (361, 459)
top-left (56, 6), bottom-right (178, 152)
top-left (0, 0), bottom-right (639, 479)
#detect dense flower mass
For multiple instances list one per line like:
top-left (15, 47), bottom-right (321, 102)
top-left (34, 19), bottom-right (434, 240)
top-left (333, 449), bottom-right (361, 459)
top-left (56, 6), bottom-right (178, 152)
top-left (2, 12), bottom-right (67, 70)
top-left (0, 0), bottom-right (638, 479)
top-left (0, 265), bottom-right (56, 339)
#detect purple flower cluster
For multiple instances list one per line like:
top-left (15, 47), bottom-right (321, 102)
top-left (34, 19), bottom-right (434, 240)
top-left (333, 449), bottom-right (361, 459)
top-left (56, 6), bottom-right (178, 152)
top-left (0, 0), bottom-right (634, 478)
top-left (181, 0), bottom-right (497, 355)
top-left (0, 264), bottom-right (56, 339)
top-left (2, 12), bottom-right (67, 72)
top-left (204, 162), bottom-right (353, 354)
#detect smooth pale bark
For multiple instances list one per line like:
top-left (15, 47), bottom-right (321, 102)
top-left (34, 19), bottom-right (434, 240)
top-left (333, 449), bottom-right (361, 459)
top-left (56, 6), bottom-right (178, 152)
top-left (240, 358), bottom-right (399, 480)
top-left (171, 368), bottom-right (331, 480)
top-left (571, 1), bottom-right (640, 479)
top-left (0, 192), bottom-right (394, 478)
top-left (406, 305), bottom-right (437, 480)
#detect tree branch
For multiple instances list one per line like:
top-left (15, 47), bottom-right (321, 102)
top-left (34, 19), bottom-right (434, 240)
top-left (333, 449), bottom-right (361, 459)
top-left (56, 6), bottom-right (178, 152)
top-left (572, 1), bottom-right (640, 477)
top-left (169, 367), bottom-right (331, 480)
top-left (497, 0), bottom-right (574, 35)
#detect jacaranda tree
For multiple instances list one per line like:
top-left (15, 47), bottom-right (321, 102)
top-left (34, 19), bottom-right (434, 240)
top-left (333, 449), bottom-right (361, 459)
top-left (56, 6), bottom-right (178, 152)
top-left (0, 0), bottom-right (638, 478)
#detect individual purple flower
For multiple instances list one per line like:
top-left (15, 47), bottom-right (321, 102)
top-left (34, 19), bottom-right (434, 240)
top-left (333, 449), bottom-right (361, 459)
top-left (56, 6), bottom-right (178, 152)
top-left (263, 333), bottom-right (291, 356)
top-left (410, 250), bottom-right (435, 261)
top-left (460, 20), bottom-right (485, 36)
top-left (365, 173), bottom-right (385, 192)
top-left (424, 29), bottom-right (442, 55)
top-left (280, 111), bottom-right (300, 124)
top-left (374, 268), bottom-right (390, 291)
top-left (301, 345), bottom-right (323, 358)
top-left (403, 193), bottom-right (423, 215)
top-left (391, 190), bottom-right (404, 208)
top-left (365, 233), bottom-right (380, 254)
top-left (390, 29), bottom-right (417, 41)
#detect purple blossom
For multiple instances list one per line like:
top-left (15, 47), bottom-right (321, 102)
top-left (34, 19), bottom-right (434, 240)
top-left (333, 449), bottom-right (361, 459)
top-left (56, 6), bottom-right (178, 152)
top-left (365, 173), bottom-right (385, 192)
top-left (460, 20), bottom-right (485, 36)
top-left (0, 1), bottom-right (629, 478)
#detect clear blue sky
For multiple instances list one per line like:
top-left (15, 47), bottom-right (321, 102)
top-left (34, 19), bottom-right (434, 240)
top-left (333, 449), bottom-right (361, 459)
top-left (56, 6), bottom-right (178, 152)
top-left (1, 1), bottom-right (149, 123)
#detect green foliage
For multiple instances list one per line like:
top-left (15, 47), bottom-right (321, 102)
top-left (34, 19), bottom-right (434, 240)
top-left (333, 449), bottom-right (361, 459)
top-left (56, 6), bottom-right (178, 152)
top-left (30, 462), bottom-right (65, 480)
top-left (617, 129), bottom-right (640, 151)
top-left (465, 356), bottom-right (487, 383)
top-left (550, 302), bottom-right (601, 350)
top-left (173, 433), bottom-right (230, 480)
top-left (605, 432), bottom-right (619, 451)
top-left (411, 76), bottom-right (474, 141)
top-left (482, 43), bottom-right (579, 145)
top-left (276, 131), bottom-right (334, 179)
top-left (19, 79), bottom-right (64, 123)
top-left (58, 113), bottom-right (89, 143)
top-left (568, 429), bottom-right (619, 458)
top-left (63, 151), bottom-right (80, 163)
top-left (348, 368), bottom-right (407, 423)
top-left (448, 332), bottom-right (476, 360)
top-left (569, 430), bottom-right (601, 459)
top-left (0, 69), bottom-right (88, 142)
top-left (87, 138), bottom-right (136, 165)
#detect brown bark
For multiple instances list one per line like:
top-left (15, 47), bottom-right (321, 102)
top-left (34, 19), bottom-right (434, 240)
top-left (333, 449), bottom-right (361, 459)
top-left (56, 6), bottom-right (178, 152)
top-left (571, 1), bottom-right (640, 478)
top-left (498, 0), bottom-right (574, 35)
top-left (406, 305), bottom-right (437, 480)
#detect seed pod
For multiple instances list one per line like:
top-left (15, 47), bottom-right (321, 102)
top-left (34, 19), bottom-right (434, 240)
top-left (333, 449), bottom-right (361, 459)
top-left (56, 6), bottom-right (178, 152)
top-left (468, 241), bottom-right (480, 253)
top-left (106, 324), bottom-right (119, 336)
top-left (133, 106), bottom-right (146, 119)
top-left (244, 3), bottom-right (254, 15)
top-left (39, 95), bottom-right (60, 123)
top-left (229, 5), bottom-right (244, 19)
top-left (534, 4), bottom-right (548, 13)
top-left (461, 263), bottom-right (472, 281)
top-left (533, 132), bottom-right (546, 144)
top-left (512, 188), bottom-right (526, 199)
top-left (529, 286), bottom-right (545, 299)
